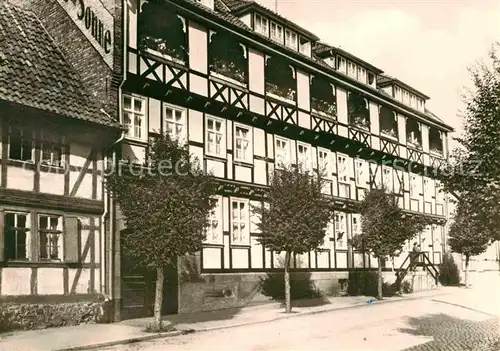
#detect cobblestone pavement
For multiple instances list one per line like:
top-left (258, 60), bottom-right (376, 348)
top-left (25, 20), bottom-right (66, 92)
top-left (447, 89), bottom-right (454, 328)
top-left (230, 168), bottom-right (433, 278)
top-left (101, 273), bottom-right (500, 351)
top-left (403, 315), bottom-right (500, 351)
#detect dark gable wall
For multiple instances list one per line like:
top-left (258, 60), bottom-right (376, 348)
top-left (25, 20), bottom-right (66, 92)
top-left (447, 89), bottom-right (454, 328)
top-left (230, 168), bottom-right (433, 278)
top-left (8, 0), bottom-right (123, 121)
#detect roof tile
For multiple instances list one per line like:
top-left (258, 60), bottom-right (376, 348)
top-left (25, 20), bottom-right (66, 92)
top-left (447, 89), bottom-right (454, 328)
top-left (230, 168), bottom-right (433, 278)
top-left (0, 2), bottom-right (120, 128)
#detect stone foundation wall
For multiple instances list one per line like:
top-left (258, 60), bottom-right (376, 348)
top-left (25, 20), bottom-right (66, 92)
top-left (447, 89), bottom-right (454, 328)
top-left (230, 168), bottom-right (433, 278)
top-left (178, 254), bottom-right (350, 313)
top-left (0, 300), bottom-right (110, 333)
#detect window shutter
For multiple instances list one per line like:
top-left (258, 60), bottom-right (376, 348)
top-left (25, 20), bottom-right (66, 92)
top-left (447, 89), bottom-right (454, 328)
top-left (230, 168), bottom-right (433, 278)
top-left (64, 216), bottom-right (80, 263)
top-left (0, 210), bottom-right (4, 262)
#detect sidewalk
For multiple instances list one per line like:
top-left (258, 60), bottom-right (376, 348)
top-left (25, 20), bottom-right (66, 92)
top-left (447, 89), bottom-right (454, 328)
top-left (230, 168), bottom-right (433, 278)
top-left (0, 288), bottom-right (457, 351)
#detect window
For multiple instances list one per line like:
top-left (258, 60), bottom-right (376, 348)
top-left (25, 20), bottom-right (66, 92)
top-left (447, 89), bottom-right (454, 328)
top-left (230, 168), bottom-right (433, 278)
top-left (234, 125), bottom-right (252, 163)
top-left (318, 149), bottom-right (330, 177)
top-left (254, 14), bottom-right (268, 35)
top-left (9, 127), bottom-right (33, 161)
top-left (39, 215), bottom-right (63, 261)
top-left (231, 199), bottom-right (249, 245)
top-left (270, 22), bottom-right (283, 42)
top-left (410, 95), bottom-right (416, 108)
top-left (394, 86), bottom-right (402, 101)
top-left (297, 143), bottom-right (311, 171)
top-left (299, 36), bottom-right (311, 56)
top-left (285, 29), bottom-right (297, 50)
top-left (382, 167), bottom-right (393, 192)
top-left (357, 66), bottom-right (366, 84)
top-left (423, 178), bottom-right (432, 200)
top-left (337, 154), bottom-right (349, 183)
top-left (165, 105), bottom-right (186, 142)
top-left (355, 159), bottom-right (368, 188)
top-left (206, 116), bottom-right (225, 157)
top-left (436, 181), bottom-right (445, 203)
top-left (123, 95), bottom-right (146, 140)
top-left (417, 99), bottom-right (424, 110)
top-left (335, 213), bottom-right (347, 250)
top-left (352, 215), bottom-right (361, 237)
top-left (347, 61), bottom-right (356, 78)
top-left (403, 91), bottom-right (410, 105)
top-left (368, 72), bottom-right (376, 87)
top-left (40, 130), bottom-right (63, 166)
top-left (275, 137), bottom-right (290, 168)
top-left (337, 56), bottom-right (346, 74)
top-left (4, 212), bottom-right (30, 260)
top-left (205, 197), bottom-right (222, 244)
top-left (410, 174), bottom-right (420, 198)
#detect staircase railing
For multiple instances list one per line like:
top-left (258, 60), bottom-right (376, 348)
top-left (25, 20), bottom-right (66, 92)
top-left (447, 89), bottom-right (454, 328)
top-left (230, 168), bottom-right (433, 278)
top-left (395, 252), bottom-right (440, 286)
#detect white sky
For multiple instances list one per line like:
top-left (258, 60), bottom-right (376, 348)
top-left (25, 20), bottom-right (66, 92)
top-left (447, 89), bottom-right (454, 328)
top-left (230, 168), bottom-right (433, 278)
top-left (257, 0), bottom-right (500, 149)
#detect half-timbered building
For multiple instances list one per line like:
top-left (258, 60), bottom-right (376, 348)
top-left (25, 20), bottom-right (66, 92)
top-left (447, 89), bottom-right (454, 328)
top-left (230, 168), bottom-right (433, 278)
top-left (0, 1), bottom-right (123, 328)
top-left (118, 0), bottom-right (454, 317)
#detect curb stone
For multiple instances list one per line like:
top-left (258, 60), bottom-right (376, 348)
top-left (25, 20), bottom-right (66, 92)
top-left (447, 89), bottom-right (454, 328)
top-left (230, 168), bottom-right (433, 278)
top-left (52, 330), bottom-right (183, 351)
top-left (52, 290), bottom-right (452, 351)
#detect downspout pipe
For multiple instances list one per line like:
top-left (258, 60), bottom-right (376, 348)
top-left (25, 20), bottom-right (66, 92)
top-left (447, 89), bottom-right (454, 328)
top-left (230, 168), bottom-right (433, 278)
top-left (107, 0), bottom-right (129, 322)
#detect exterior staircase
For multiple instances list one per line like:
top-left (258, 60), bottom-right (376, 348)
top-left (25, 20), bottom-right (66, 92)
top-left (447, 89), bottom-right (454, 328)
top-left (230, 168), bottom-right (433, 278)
top-left (395, 252), bottom-right (440, 291)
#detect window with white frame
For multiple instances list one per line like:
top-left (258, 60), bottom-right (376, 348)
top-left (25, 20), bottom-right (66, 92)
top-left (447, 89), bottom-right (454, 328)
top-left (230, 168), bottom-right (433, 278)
top-left (321, 220), bottom-right (334, 248)
top-left (318, 148), bottom-right (330, 177)
top-left (231, 199), bottom-right (249, 245)
top-left (285, 29), bottom-right (297, 50)
top-left (357, 66), bottom-right (366, 84)
top-left (254, 13), bottom-right (268, 35)
top-left (205, 197), bottom-right (223, 244)
top-left (270, 21), bottom-right (283, 42)
top-left (352, 214), bottom-right (361, 237)
top-left (394, 86), bottom-right (402, 101)
top-left (299, 36), bottom-right (311, 56)
top-left (164, 104), bottom-right (186, 142)
top-left (382, 167), bottom-right (393, 192)
top-left (403, 90), bottom-right (410, 105)
top-left (9, 127), bottom-right (33, 161)
top-left (4, 212), bottom-right (30, 260)
top-left (355, 159), bottom-right (368, 188)
top-left (123, 95), bottom-right (146, 140)
top-left (39, 215), bottom-right (63, 261)
top-left (40, 130), bottom-right (63, 166)
top-left (297, 143), bottom-right (311, 171)
top-left (410, 95), bottom-right (416, 108)
top-left (347, 61), bottom-right (356, 78)
top-left (335, 212), bottom-right (347, 250)
top-left (206, 116), bottom-right (225, 157)
top-left (337, 154), bottom-right (349, 183)
top-left (275, 137), bottom-right (290, 168)
top-left (410, 174), bottom-right (420, 198)
top-left (417, 98), bottom-right (424, 111)
top-left (234, 125), bottom-right (252, 163)
top-left (337, 56), bottom-right (346, 74)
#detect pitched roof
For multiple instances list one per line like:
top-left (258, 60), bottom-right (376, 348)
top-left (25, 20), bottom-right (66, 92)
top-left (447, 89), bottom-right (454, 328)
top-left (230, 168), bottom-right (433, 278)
top-left (220, 0), bottom-right (320, 41)
top-left (377, 74), bottom-right (430, 100)
top-left (0, 2), bottom-right (120, 128)
top-left (312, 42), bottom-right (384, 74)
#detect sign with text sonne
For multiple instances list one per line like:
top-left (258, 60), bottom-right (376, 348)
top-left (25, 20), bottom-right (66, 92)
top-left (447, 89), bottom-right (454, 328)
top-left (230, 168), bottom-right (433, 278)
top-left (56, 0), bottom-right (114, 69)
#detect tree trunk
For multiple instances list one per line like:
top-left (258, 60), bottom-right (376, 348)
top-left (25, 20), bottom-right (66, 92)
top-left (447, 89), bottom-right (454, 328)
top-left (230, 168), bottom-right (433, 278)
top-left (464, 255), bottom-right (469, 288)
top-left (377, 257), bottom-right (383, 300)
top-left (284, 251), bottom-right (291, 313)
top-left (153, 266), bottom-right (164, 331)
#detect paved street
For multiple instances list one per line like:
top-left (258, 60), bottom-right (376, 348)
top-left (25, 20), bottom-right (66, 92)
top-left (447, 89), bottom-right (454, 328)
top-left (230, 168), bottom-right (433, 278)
top-left (102, 273), bottom-right (500, 351)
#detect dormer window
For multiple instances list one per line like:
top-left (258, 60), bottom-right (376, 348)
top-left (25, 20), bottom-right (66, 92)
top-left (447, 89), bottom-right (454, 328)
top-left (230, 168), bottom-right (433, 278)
top-left (336, 56), bottom-right (347, 74)
top-left (347, 61), bottom-right (356, 78)
top-left (357, 66), bottom-right (367, 84)
top-left (429, 127), bottom-right (443, 155)
top-left (406, 118), bottom-right (422, 149)
top-left (368, 72), bottom-right (376, 87)
top-left (347, 91), bottom-right (370, 130)
top-left (254, 13), bottom-right (268, 35)
top-left (299, 36), bottom-right (311, 56)
top-left (417, 99), bottom-right (424, 111)
top-left (394, 86), bottom-right (402, 101)
top-left (285, 29), bottom-right (298, 50)
top-left (270, 22), bottom-right (283, 42)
